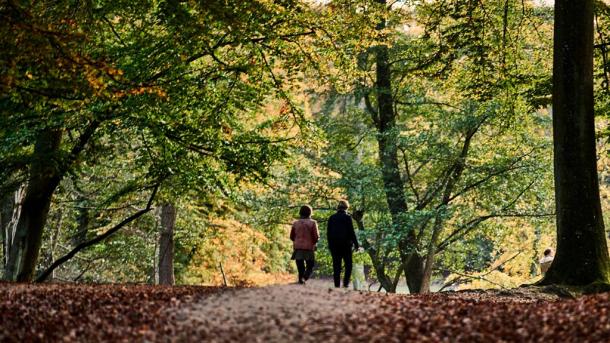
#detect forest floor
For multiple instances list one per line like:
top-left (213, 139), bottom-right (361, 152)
top-left (1, 280), bottom-right (610, 342)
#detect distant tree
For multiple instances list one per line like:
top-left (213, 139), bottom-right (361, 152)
top-left (540, 0), bottom-right (610, 286)
top-left (157, 203), bottom-right (176, 285)
top-left (326, 0), bottom-right (554, 293)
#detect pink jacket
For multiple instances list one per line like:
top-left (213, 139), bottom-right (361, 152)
top-left (290, 219), bottom-right (319, 251)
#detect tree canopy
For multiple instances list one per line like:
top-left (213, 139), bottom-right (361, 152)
top-left (1, 0), bottom-right (609, 292)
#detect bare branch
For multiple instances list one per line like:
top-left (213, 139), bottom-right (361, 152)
top-left (438, 252), bottom-right (521, 291)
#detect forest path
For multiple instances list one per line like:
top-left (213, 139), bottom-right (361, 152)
top-left (174, 280), bottom-right (377, 342)
top-left (171, 280), bottom-right (610, 343)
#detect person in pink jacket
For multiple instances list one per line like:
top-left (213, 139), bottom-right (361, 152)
top-left (290, 205), bottom-right (320, 284)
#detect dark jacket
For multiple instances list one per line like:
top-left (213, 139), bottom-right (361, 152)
top-left (327, 210), bottom-right (359, 252)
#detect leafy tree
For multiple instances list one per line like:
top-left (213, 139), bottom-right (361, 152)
top-left (1, 0), bottom-right (315, 281)
top-left (307, 0), bottom-right (554, 293)
top-left (540, 0), bottom-right (610, 287)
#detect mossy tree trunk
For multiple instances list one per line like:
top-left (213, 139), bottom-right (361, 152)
top-left (542, 0), bottom-right (610, 286)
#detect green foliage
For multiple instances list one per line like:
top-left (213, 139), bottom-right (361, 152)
top-left (0, 0), bottom-right (572, 289)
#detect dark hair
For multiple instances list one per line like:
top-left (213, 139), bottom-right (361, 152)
top-left (544, 248), bottom-right (552, 256)
top-left (299, 205), bottom-right (312, 219)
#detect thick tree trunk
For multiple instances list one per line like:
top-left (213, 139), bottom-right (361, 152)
top-left (542, 0), bottom-right (610, 285)
top-left (372, 0), bottom-right (422, 293)
top-left (419, 219), bottom-right (442, 293)
top-left (374, 14), bottom-right (408, 223)
top-left (368, 55), bottom-right (426, 293)
top-left (157, 203), bottom-right (176, 285)
top-left (5, 130), bottom-right (63, 282)
top-left (376, 52), bottom-right (407, 219)
top-left (404, 252), bottom-right (424, 293)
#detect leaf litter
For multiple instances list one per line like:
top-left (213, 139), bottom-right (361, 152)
top-left (1, 281), bottom-right (610, 342)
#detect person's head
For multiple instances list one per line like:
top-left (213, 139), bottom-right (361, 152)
top-left (299, 205), bottom-right (312, 219)
top-left (544, 248), bottom-right (553, 256)
top-left (337, 199), bottom-right (350, 211)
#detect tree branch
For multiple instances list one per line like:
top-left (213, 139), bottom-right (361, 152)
top-left (35, 184), bottom-right (159, 282)
top-left (448, 147), bottom-right (539, 202)
top-left (438, 252), bottom-right (521, 291)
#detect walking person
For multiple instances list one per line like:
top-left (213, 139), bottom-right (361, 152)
top-left (290, 205), bottom-right (319, 284)
top-left (327, 200), bottom-right (359, 288)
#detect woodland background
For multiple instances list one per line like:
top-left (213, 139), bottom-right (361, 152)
top-left (2, 0), bottom-right (610, 293)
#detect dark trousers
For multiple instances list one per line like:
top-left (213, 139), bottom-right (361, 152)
top-left (295, 259), bottom-right (314, 282)
top-left (331, 249), bottom-right (352, 288)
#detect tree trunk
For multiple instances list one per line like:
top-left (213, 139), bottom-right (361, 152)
top-left (1, 193), bottom-right (10, 267)
top-left (5, 130), bottom-right (63, 282)
top-left (372, 0), bottom-right (422, 293)
top-left (419, 217), bottom-right (443, 293)
top-left (374, 14), bottom-right (408, 223)
top-left (404, 251), bottom-right (424, 293)
top-left (352, 210), bottom-right (396, 292)
top-left (531, 225), bottom-right (542, 276)
top-left (1, 185), bottom-right (25, 273)
top-left (72, 195), bottom-right (89, 247)
top-left (418, 129), bottom-right (473, 292)
top-left (157, 203), bottom-right (176, 285)
top-left (542, 0), bottom-right (610, 285)
top-left (46, 210), bottom-right (63, 281)
top-left (152, 238), bottom-right (159, 284)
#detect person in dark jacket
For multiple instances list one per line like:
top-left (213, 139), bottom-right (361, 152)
top-left (327, 200), bottom-right (359, 288)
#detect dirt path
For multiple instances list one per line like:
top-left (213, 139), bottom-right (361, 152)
top-left (174, 280), bottom-right (378, 342)
top-left (172, 281), bottom-right (610, 343)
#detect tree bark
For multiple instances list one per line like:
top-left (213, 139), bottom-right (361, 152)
top-left (1, 185), bottom-right (25, 273)
top-left (403, 250), bottom-right (424, 293)
top-left (541, 0), bottom-right (610, 285)
top-left (4, 120), bottom-right (98, 282)
top-left (352, 210), bottom-right (396, 292)
top-left (72, 195), bottom-right (90, 247)
top-left (371, 0), bottom-right (422, 293)
top-left (419, 218), bottom-right (442, 293)
top-left (158, 203), bottom-right (176, 285)
top-left (0, 193), bottom-right (10, 267)
top-left (374, 13), bottom-right (408, 224)
top-left (5, 130), bottom-right (63, 282)
top-left (0, 193), bottom-right (10, 270)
